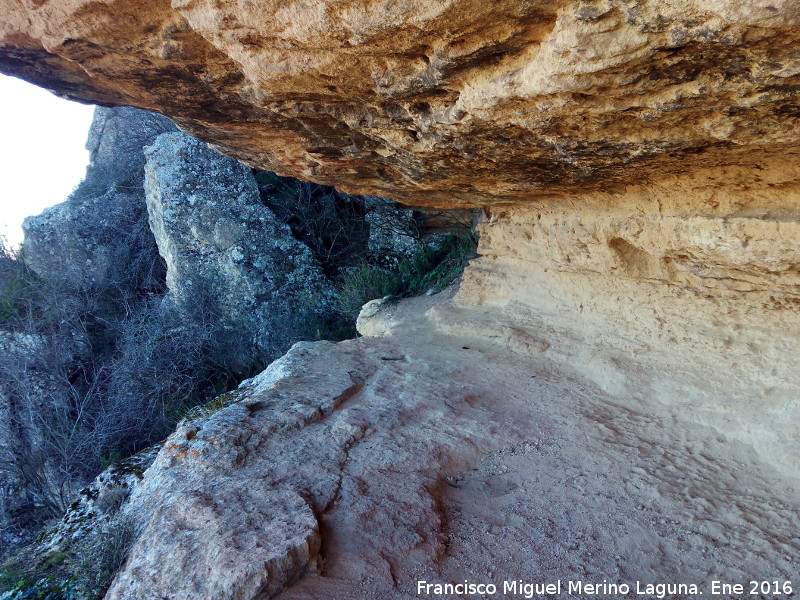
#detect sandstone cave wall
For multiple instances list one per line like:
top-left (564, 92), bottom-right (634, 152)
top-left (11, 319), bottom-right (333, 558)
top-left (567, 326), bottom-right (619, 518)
top-left (432, 160), bottom-right (800, 475)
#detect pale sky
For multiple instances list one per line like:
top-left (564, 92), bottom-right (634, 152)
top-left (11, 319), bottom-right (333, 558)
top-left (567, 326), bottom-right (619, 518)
top-left (0, 74), bottom-right (95, 247)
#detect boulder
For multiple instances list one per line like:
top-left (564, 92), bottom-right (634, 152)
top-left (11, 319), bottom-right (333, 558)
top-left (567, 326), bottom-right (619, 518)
top-left (144, 132), bottom-right (336, 359)
top-left (363, 197), bottom-right (421, 266)
top-left (21, 188), bottom-right (152, 287)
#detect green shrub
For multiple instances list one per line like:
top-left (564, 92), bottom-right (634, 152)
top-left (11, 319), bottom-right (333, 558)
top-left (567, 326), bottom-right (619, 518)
top-left (176, 391), bottom-right (236, 423)
top-left (38, 554), bottom-right (68, 572)
top-left (0, 567), bottom-right (26, 592)
top-left (337, 231), bottom-right (478, 318)
top-left (402, 232), bottom-right (479, 296)
top-left (337, 263), bottom-right (406, 317)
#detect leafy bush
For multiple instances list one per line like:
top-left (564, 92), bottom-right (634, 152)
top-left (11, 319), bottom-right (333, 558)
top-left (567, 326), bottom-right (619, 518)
top-left (338, 231), bottom-right (478, 317)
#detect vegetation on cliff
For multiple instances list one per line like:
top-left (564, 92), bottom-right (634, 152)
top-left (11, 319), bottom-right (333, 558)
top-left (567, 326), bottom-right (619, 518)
top-left (0, 108), bottom-right (477, 599)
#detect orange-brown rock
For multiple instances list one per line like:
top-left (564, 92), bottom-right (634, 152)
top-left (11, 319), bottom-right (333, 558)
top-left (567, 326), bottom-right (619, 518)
top-left (4, 0), bottom-right (800, 206)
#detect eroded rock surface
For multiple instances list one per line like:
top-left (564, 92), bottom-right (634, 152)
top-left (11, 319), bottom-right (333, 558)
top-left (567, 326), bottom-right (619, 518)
top-left (105, 292), bottom-right (799, 600)
top-left (4, 1), bottom-right (800, 205)
top-left (37, 446), bottom-right (159, 555)
top-left (84, 107), bottom-right (178, 189)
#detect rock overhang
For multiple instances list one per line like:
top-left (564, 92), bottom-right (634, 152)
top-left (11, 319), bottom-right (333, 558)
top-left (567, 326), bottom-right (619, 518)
top-left (3, 0), bottom-right (800, 207)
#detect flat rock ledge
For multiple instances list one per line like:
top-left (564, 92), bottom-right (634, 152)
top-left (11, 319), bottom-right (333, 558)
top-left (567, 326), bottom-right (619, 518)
top-left (105, 293), bottom-right (799, 600)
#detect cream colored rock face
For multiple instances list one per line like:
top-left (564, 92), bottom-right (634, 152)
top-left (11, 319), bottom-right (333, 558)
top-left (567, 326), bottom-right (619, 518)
top-left (428, 161), bottom-right (800, 475)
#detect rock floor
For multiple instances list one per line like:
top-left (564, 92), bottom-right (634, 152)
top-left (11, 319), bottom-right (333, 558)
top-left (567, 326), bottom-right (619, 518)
top-left (107, 295), bottom-right (799, 600)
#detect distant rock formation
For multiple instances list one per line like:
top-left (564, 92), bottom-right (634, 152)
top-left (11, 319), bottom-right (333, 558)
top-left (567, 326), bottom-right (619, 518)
top-left (85, 108), bottom-right (179, 189)
top-left (144, 132), bottom-right (336, 360)
top-left (22, 107), bottom-right (175, 289)
top-left (363, 197), bottom-right (421, 267)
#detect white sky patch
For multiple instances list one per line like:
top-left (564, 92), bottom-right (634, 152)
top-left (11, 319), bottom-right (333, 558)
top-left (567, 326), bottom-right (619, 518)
top-left (0, 74), bottom-right (95, 247)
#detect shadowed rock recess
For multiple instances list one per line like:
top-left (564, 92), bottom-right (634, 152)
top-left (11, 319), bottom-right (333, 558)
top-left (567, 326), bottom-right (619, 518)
top-left (1, 1), bottom-right (799, 599)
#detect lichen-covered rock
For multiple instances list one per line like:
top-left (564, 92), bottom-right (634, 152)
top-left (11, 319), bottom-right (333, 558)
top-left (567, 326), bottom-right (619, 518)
top-left (83, 106), bottom-right (177, 192)
top-left (144, 132), bottom-right (336, 358)
top-left (22, 189), bottom-right (150, 287)
top-left (36, 446), bottom-right (159, 555)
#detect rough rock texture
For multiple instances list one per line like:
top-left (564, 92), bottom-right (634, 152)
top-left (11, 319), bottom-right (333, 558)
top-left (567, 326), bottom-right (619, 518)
top-left (5, 1), bottom-right (800, 205)
top-left (363, 198), bottom-right (476, 267)
top-left (36, 446), bottom-right (159, 555)
top-left (103, 159), bottom-right (800, 595)
top-left (144, 132), bottom-right (336, 357)
top-left (22, 188), bottom-right (150, 285)
top-left (22, 107), bottom-right (174, 285)
top-left (104, 293), bottom-right (799, 600)
top-left (428, 162), bottom-right (800, 476)
top-left (84, 106), bottom-right (177, 188)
